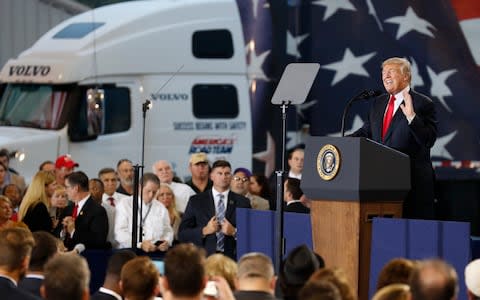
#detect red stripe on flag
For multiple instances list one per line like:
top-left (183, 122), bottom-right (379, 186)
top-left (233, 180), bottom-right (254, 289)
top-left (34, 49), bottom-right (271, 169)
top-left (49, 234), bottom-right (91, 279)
top-left (450, 0), bottom-right (480, 21)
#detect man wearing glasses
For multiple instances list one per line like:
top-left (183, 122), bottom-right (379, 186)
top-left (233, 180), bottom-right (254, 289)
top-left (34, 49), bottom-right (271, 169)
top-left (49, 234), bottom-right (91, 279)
top-left (230, 167), bottom-right (269, 210)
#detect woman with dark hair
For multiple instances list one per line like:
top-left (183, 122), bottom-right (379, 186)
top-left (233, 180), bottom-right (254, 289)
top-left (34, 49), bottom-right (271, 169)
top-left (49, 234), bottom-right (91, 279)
top-left (249, 174), bottom-right (273, 208)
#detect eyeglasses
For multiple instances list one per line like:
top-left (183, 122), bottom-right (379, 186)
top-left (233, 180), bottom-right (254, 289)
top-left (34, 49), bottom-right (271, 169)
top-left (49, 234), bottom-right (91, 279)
top-left (233, 176), bottom-right (249, 183)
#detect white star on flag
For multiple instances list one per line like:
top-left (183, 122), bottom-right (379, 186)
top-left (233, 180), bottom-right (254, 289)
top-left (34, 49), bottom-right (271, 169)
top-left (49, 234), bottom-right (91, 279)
top-left (431, 131), bottom-right (456, 159)
top-left (312, 0), bottom-right (356, 21)
top-left (253, 131), bottom-right (276, 176)
top-left (322, 48), bottom-right (376, 85)
top-left (385, 6), bottom-right (436, 39)
top-left (286, 31), bottom-right (309, 58)
top-left (427, 66), bottom-right (457, 112)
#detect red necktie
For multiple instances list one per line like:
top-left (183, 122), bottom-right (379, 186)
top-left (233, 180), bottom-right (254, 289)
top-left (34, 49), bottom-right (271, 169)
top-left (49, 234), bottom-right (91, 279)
top-left (382, 95), bottom-right (395, 141)
top-left (108, 197), bottom-right (115, 207)
top-left (72, 205), bottom-right (78, 219)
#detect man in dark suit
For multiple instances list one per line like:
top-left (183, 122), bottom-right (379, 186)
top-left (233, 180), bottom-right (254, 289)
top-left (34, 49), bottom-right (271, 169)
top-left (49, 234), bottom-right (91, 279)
top-left (178, 160), bottom-right (251, 259)
top-left (0, 227), bottom-right (40, 300)
top-left (18, 231), bottom-right (59, 297)
top-left (350, 57), bottom-right (437, 219)
top-left (283, 178), bottom-right (310, 214)
top-left (91, 250), bottom-right (136, 300)
top-left (59, 171), bottom-right (109, 250)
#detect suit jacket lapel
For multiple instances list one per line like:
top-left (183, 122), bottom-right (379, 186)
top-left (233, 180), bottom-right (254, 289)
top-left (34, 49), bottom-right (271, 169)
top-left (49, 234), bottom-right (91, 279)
top-left (225, 193), bottom-right (236, 220)
top-left (383, 99), bottom-right (406, 143)
top-left (207, 190), bottom-right (216, 217)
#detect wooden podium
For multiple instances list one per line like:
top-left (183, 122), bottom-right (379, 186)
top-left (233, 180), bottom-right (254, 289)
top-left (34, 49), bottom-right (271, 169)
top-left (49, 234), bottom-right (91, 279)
top-left (301, 137), bottom-right (410, 300)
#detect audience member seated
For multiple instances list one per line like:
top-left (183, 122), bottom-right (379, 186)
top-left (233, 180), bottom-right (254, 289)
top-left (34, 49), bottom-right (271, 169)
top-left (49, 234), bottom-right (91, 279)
top-left (376, 258), bottom-right (416, 291)
top-left (205, 253), bottom-right (237, 291)
top-left (41, 253), bottom-right (90, 300)
top-left (0, 195), bottom-right (28, 230)
top-left (235, 252), bottom-right (280, 300)
top-left (156, 183), bottom-right (182, 242)
top-left (18, 171), bottom-right (56, 232)
top-left (278, 244), bottom-right (324, 300)
top-left (18, 231), bottom-right (59, 297)
top-left (0, 227), bottom-right (38, 300)
top-left (298, 280), bottom-right (341, 300)
top-left (115, 173), bottom-right (173, 251)
top-left (306, 268), bottom-right (356, 300)
top-left (409, 258), bottom-right (458, 300)
top-left (91, 250), bottom-right (137, 300)
top-left (372, 284), bottom-right (410, 300)
top-left (230, 168), bottom-right (269, 210)
top-left (152, 160), bottom-right (195, 214)
top-left (120, 256), bottom-right (160, 300)
top-left (465, 259), bottom-right (480, 300)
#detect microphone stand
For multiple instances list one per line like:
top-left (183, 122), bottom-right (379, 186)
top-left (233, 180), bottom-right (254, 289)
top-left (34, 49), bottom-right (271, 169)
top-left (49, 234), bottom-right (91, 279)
top-left (138, 100), bottom-right (152, 244)
top-left (131, 100), bottom-right (152, 249)
top-left (274, 101), bottom-right (290, 275)
top-left (340, 90), bottom-right (379, 137)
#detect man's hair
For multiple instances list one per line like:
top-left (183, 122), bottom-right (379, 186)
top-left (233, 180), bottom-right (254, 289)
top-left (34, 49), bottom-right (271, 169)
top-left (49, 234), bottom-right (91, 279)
top-left (90, 178), bottom-right (104, 189)
top-left (43, 253), bottom-right (90, 300)
top-left (65, 171), bottom-right (90, 192)
top-left (382, 57), bottom-right (412, 83)
top-left (0, 227), bottom-right (35, 271)
top-left (98, 167), bottom-right (116, 178)
top-left (164, 244), bottom-right (206, 297)
top-left (285, 177), bottom-right (303, 200)
top-left (308, 268), bottom-right (356, 300)
top-left (121, 256), bottom-right (159, 300)
top-left (117, 158), bottom-right (132, 168)
top-left (0, 148), bottom-right (9, 160)
top-left (106, 250), bottom-right (137, 278)
top-left (288, 146), bottom-right (304, 160)
top-left (39, 160), bottom-right (54, 171)
top-left (29, 231), bottom-right (59, 272)
top-left (238, 252), bottom-right (274, 281)
top-left (211, 160), bottom-right (231, 171)
top-left (299, 280), bottom-right (342, 300)
top-left (409, 259), bottom-right (458, 300)
top-left (376, 258), bottom-right (416, 290)
top-left (140, 172), bottom-right (160, 187)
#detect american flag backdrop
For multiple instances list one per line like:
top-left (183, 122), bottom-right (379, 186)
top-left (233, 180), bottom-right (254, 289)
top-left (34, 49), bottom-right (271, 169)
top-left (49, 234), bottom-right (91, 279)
top-left (237, 0), bottom-right (480, 179)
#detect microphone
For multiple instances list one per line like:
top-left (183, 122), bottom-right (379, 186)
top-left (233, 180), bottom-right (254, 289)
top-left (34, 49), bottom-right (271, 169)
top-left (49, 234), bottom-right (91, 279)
top-left (73, 243), bottom-right (85, 254)
top-left (340, 90), bottom-right (382, 137)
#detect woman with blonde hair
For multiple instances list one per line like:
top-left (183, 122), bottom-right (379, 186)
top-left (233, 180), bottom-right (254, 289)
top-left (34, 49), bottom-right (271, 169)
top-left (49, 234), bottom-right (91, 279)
top-left (156, 183), bottom-right (181, 241)
top-left (372, 284), bottom-right (410, 300)
top-left (0, 196), bottom-right (28, 230)
top-left (18, 170), bottom-right (56, 232)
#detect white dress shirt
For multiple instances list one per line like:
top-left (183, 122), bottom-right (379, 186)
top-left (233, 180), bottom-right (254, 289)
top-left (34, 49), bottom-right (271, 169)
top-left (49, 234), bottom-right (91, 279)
top-left (114, 196), bottom-right (173, 249)
top-left (170, 181), bottom-right (196, 213)
top-left (101, 192), bottom-right (129, 248)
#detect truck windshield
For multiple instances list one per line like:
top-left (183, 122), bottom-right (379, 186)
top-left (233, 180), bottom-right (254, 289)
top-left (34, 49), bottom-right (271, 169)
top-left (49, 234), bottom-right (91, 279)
top-left (0, 84), bottom-right (70, 129)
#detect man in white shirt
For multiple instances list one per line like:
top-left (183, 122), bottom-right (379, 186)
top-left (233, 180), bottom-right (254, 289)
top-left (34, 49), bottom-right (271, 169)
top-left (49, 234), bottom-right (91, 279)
top-left (98, 167), bottom-right (129, 248)
top-left (114, 173), bottom-right (173, 252)
top-left (152, 160), bottom-right (195, 214)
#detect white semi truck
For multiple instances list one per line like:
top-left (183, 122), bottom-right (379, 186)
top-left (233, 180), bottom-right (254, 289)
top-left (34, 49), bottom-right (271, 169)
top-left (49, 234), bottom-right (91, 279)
top-left (0, 0), bottom-right (252, 181)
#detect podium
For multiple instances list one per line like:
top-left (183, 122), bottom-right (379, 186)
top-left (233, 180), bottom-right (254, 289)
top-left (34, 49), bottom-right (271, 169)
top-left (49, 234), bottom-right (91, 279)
top-left (301, 136), bottom-right (410, 300)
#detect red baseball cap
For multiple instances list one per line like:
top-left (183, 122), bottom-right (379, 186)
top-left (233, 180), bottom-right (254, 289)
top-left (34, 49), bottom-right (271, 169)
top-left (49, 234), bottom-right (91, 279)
top-left (55, 155), bottom-right (79, 169)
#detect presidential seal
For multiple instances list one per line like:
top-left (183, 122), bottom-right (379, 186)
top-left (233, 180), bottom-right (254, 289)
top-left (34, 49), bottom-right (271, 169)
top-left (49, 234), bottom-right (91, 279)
top-left (317, 144), bottom-right (340, 181)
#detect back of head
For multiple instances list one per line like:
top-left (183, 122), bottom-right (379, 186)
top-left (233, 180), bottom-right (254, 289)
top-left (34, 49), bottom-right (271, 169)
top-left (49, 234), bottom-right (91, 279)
top-left (299, 279), bottom-right (342, 300)
top-left (205, 253), bottom-right (237, 291)
top-left (106, 250), bottom-right (137, 279)
top-left (465, 259), bottom-right (480, 298)
top-left (376, 258), bottom-right (416, 290)
top-left (409, 259), bottom-right (458, 300)
top-left (42, 253), bottom-right (91, 300)
top-left (0, 227), bottom-right (35, 272)
top-left (30, 231), bottom-right (59, 272)
top-left (121, 256), bottom-right (159, 300)
top-left (141, 172), bottom-right (160, 187)
top-left (285, 178), bottom-right (303, 200)
top-left (164, 243), bottom-right (206, 297)
top-left (372, 284), bottom-right (410, 300)
top-left (308, 268), bottom-right (356, 300)
top-left (19, 170), bottom-right (55, 220)
top-left (237, 252), bottom-right (274, 281)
